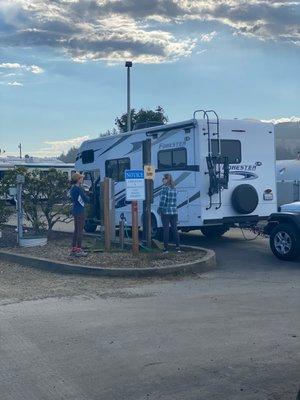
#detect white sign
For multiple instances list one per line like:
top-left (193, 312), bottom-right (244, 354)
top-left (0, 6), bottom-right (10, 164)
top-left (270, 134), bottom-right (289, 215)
top-left (144, 164), bottom-right (155, 180)
top-left (125, 170), bottom-right (145, 201)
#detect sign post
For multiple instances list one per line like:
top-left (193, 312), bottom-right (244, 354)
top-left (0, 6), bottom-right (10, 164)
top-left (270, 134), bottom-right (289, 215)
top-left (125, 170), bottom-right (145, 255)
top-left (131, 201), bottom-right (139, 256)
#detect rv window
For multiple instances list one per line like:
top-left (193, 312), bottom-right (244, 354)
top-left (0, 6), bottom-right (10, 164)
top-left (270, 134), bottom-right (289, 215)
top-left (82, 150), bottom-right (94, 164)
top-left (211, 140), bottom-right (241, 164)
top-left (105, 158), bottom-right (130, 182)
top-left (173, 148), bottom-right (187, 168)
top-left (105, 159), bottom-right (118, 181)
top-left (118, 158), bottom-right (130, 182)
top-left (158, 150), bottom-right (172, 169)
top-left (158, 148), bottom-right (187, 170)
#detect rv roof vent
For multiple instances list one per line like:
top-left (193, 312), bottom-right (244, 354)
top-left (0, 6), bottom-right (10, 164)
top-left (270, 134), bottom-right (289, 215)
top-left (133, 121), bottom-right (163, 131)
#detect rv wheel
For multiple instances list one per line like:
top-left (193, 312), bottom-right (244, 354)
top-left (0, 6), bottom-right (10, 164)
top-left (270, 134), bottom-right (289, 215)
top-left (200, 225), bottom-right (228, 238)
top-left (270, 224), bottom-right (300, 261)
top-left (84, 220), bottom-right (97, 233)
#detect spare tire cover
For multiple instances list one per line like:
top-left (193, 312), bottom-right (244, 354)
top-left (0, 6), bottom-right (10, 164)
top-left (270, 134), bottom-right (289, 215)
top-left (231, 184), bottom-right (259, 214)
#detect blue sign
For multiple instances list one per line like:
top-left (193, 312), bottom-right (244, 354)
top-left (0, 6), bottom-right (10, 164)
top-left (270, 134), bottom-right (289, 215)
top-left (125, 170), bottom-right (144, 180)
top-left (125, 170), bottom-right (145, 201)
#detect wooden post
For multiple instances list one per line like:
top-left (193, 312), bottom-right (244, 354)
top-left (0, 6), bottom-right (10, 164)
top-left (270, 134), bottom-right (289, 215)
top-left (103, 178), bottom-right (111, 251)
top-left (119, 219), bottom-right (124, 250)
top-left (131, 201), bottom-right (139, 256)
top-left (143, 139), bottom-right (152, 248)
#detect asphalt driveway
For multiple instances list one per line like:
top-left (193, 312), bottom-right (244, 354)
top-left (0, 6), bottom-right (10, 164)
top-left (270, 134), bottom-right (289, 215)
top-left (0, 229), bottom-right (299, 400)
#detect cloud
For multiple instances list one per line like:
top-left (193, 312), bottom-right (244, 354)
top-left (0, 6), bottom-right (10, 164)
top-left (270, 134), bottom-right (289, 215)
top-left (34, 135), bottom-right (90, 157)
top-left (198, 1), bottom-right (300, 46)
top-left (0, 62), bottom-right (44, 73)
top-left (7, 81), bottom-right (23, 86)
top-left (200, 31), bottom-right (217, 42)
top-left (0, 1), bottom-right (298, 64)
top-left (261, 116), bottom-right (300, 124)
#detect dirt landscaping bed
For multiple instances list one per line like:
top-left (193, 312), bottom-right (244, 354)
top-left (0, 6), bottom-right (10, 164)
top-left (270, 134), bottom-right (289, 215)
top-left (0, 226), bottom-right (207, 269)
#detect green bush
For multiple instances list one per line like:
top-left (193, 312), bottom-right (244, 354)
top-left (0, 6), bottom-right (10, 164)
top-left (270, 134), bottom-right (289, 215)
top-left (0, 199), bottom-right (12, 227)
top-left (2, 167), bottom-right (71, 234)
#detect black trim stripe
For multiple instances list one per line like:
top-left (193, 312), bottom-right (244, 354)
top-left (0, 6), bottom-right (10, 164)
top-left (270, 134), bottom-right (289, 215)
top-left (146, 122), bottom-right (195, 135)
top-left (177, 191), bottom-right (201, 209)
top-left (203, 215), bottom-right (266, 225)
top-left (156, 166), bottom-right (199, 172)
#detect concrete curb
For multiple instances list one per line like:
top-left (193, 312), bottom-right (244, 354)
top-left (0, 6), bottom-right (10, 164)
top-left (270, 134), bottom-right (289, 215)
top-left (0, 246), bottom-right (216, 278)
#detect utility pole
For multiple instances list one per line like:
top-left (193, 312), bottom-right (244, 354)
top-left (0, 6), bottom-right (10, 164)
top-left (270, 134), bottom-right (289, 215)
top-left (18, 143), bottom-right (22, 159)
top-left (125, 61), bottom-right (132, 132)
top-left (103, 177), bottom-right (111, 251)
top-left (142, 139), bottom-right (153, 248)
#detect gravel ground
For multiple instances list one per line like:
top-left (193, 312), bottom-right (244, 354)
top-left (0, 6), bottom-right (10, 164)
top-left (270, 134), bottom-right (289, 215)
top-left (0, 259), bottom-right (174, 306)
top-left (1, 226), bottom-right (205, 268)
top-left (0, 227), bottom-right (193, 305)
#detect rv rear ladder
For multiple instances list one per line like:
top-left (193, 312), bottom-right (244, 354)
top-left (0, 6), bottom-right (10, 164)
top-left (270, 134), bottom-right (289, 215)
top-left (193, 109), bottom-right (229, 210)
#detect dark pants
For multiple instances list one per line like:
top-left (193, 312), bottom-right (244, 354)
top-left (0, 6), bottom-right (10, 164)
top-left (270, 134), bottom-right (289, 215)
top-left (161, 214), bottom-right (180, 250)
top-left (72, 213), bottom-right (85, 248)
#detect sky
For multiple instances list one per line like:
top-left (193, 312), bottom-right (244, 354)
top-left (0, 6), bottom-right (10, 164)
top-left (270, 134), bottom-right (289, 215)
top-left (0, 0), bottom-right (300, 157)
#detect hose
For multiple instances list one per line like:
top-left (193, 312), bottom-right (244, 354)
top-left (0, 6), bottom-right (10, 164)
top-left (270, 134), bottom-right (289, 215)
top-left (124, 220), bottom-right (154, 252)
top-left (240, 227), bottom-right (260, 241)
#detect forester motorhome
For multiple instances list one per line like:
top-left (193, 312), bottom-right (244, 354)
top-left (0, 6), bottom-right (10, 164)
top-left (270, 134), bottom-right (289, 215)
top-left (75, 110), bottom-right (277, 237)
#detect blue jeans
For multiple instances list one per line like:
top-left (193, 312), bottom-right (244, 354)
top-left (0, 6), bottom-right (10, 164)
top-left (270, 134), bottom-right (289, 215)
top-left (161, 214), bottom-right (180, 250)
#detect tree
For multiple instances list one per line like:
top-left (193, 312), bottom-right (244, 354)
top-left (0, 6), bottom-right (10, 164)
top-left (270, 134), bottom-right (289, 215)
top-left (38, 169), bottom-right (71, 231)
top-left (58, 146), bottom-right (78, 163)
top-left (0, 179), bottom-right (13, 229)
top-left (0, 200), bottom-right (12, 228)
top-left (115, 106), bottom-right (168, 133)
top-left (99, 128), bottom-right (118, 137)
top-left (2, 168), bottom-right (71, 234)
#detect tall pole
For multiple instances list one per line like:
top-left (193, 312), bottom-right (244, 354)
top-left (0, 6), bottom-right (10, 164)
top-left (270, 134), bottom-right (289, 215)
top-left (125, 61), bottom-right (132, 132)
top-left (143, 139), bottom-right (152, 248)
top-left (103, 177), bottom-right (111, 252)
top-left (18, 142), bottom-right (22, 159)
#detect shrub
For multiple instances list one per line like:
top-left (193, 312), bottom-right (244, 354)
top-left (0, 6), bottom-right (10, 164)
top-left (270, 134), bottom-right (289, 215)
top-left (2, 167), bottom-right (71, 234)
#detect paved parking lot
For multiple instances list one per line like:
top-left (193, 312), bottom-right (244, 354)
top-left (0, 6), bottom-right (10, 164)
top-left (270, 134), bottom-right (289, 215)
top-left (0, 229), bottom-right (299, 400)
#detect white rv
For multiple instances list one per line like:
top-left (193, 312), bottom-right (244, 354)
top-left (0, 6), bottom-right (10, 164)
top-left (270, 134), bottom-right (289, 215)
top-left (75, 110), bottom-right (277, 237)
top-left (0, 157), bottom-right (75, 202)
top-left (0, 157), bottom-right (75, 181)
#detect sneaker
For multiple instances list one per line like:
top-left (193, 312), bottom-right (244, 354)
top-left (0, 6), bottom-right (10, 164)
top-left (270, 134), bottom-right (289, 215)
top-left (176, 247), bottom-right (181, 253)
top-left (75, 248), bottom-right (88, 257)
top-left (69, 247), bottom-right (77, 256)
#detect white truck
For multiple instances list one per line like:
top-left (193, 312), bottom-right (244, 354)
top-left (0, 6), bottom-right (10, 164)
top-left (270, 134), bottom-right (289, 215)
top-left (265, 201), bottom-right (300, 260)
top-left (75, 109), bottom-right (277, 238)
top-left (276, 159), bottom-right (300, 206)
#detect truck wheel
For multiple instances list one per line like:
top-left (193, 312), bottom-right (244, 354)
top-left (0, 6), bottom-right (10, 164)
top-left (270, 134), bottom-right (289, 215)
top-left (200, 225), bottom-right (228, 238)
top-left (84, 220), bottom-right (97, 233)
top-left (270, 224), bottom-right (300, 261)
